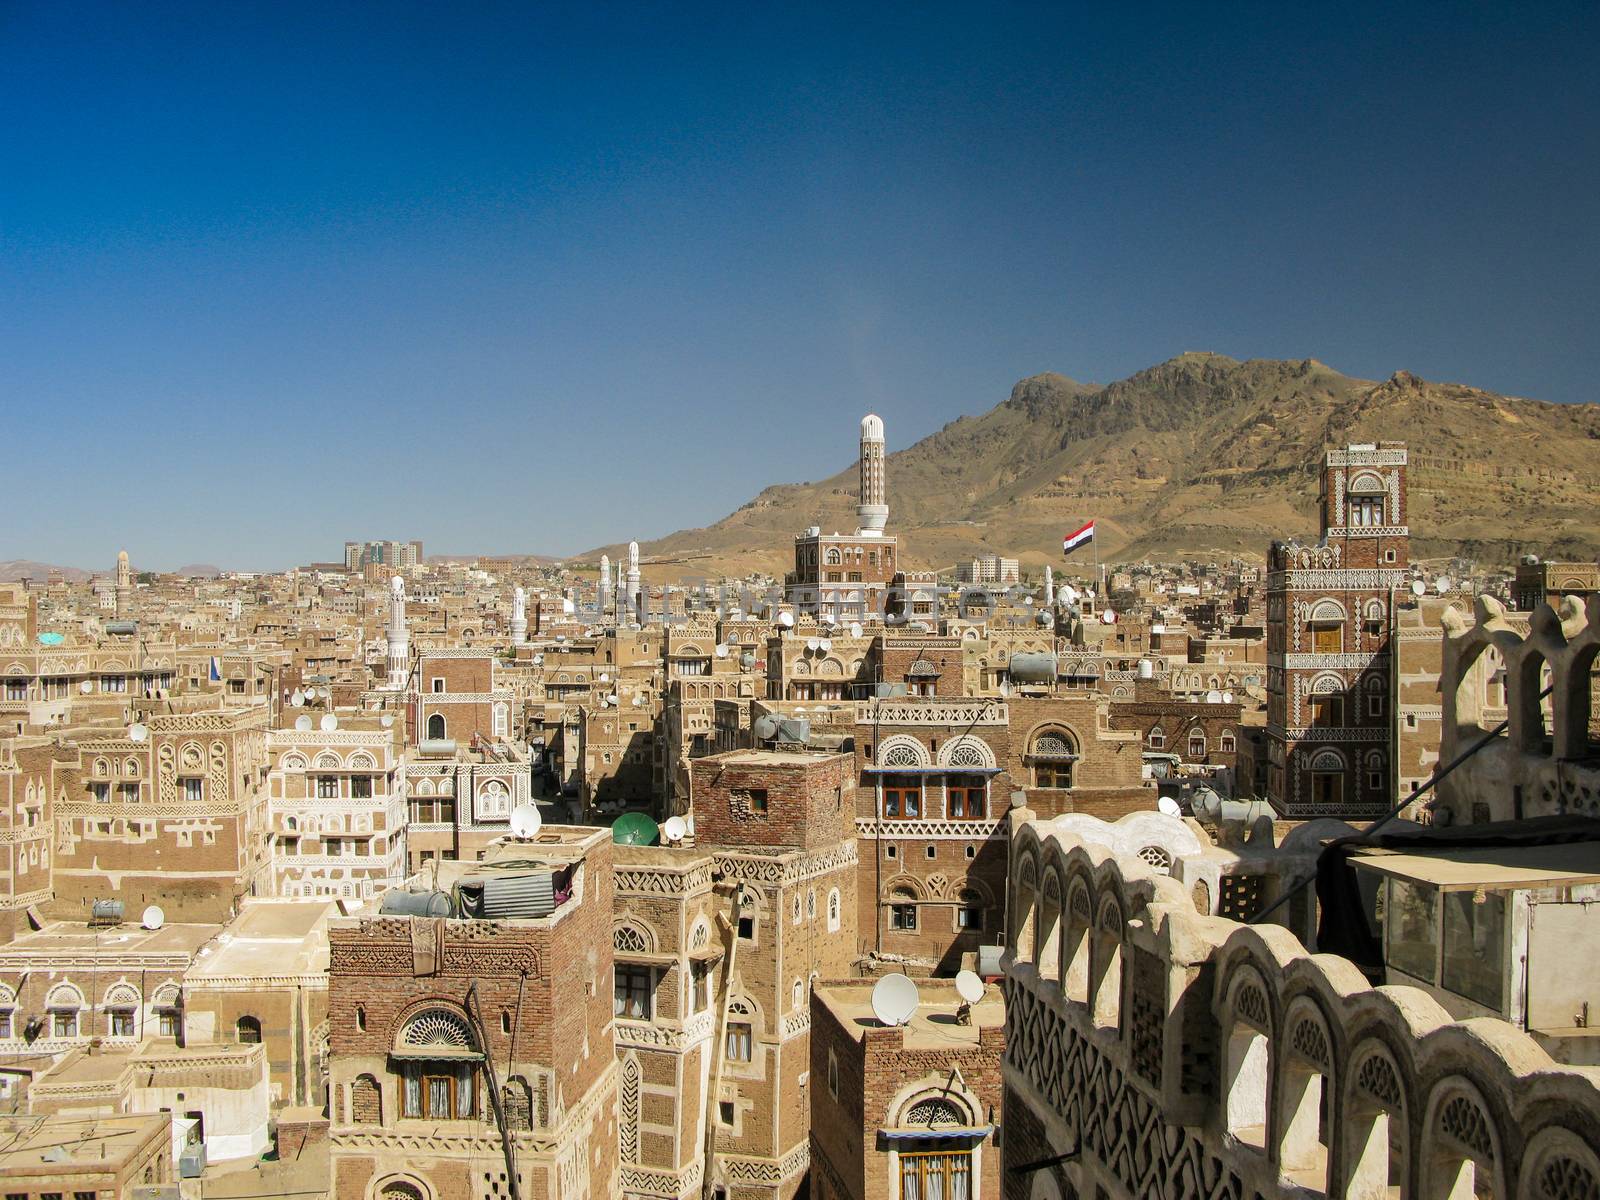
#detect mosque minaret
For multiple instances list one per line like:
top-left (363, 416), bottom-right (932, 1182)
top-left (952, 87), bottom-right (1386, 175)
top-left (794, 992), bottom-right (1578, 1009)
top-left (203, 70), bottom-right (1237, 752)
top-left (510, 586), bottom-right (528, 647)
top-left (385, 575), bottom-right (410, 690)
top-left (856, 413), bottom-right (888, 536)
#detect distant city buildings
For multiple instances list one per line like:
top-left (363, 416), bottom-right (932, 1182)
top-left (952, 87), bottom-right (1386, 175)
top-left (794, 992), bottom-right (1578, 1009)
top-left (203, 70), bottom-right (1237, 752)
top-left (343, 539), bottom-right (423, 573)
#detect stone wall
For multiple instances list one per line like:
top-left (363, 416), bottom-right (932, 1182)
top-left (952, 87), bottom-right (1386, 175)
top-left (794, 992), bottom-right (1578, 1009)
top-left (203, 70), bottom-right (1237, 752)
top-left (1001, 820), bottom-right (1600, 1200)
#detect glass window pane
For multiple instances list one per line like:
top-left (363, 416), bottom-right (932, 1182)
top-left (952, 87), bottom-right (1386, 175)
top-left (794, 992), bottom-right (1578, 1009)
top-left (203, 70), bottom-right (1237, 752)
top-left (1385, 879), bottom-right (1438, 983)
top-left (1441, 890), bottom-right (1505, 1011)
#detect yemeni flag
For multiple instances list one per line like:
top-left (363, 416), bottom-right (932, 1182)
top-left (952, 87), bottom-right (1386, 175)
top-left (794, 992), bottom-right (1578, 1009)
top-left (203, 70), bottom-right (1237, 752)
top-left (1062, 520), bottom-right (1095, 556)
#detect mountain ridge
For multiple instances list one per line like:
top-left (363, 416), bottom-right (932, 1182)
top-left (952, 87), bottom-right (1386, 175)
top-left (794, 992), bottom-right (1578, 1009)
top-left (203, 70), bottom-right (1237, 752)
top-left (588, 353), bottom-right (1600, 576)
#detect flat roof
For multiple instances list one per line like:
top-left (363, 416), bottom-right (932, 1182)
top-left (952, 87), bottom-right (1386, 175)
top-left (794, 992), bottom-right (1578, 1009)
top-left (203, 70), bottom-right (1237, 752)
top-left (0, 920), bottom-right (220, 959)
top-left (1350, 841), bottom-right (1600, 890)
top-left (0, 1113), bottom-right (166, 1173)
top-left (815, 980), bottom-right (1005, 1051)
top-left (717, 749), bottom-right (840, 766)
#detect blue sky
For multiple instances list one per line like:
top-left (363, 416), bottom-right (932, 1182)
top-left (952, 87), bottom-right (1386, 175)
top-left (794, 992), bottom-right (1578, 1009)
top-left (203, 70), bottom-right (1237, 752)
top-left (4, 1), bottom-right (1597, 570)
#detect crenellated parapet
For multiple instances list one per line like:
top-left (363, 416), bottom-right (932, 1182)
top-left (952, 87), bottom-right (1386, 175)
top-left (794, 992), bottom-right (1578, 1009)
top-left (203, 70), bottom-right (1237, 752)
top-left (1001, 820), bottom-right (1600, 1200)
top-left (1437, 593), bottom-right (1600, 824)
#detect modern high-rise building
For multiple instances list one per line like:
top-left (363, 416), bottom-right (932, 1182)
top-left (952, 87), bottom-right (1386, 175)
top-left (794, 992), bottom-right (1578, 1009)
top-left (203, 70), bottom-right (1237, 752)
top-left (343, 540), bottom-right (422, 572)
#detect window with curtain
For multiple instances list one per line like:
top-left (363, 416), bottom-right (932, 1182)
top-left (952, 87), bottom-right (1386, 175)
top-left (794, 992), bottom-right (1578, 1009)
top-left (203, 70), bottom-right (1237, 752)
top-left (899, 1149), bottom-right (972, 1199)
top-left (726, 1022), bottom-right (753, 1062)
top-left (401, 1062), bottom-right (476, 1119)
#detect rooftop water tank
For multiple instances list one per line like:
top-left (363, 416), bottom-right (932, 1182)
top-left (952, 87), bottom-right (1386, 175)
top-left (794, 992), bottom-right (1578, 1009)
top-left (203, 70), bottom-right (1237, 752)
top-left (1007, 652), bottom-right (1058, 684)
top-left (379, 890), bottom-right (453, 918)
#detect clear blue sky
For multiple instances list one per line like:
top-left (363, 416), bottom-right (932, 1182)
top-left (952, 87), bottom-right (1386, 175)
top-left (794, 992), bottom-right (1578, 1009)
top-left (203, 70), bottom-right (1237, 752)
top-left (4, 1), bottom-right (1597, 571)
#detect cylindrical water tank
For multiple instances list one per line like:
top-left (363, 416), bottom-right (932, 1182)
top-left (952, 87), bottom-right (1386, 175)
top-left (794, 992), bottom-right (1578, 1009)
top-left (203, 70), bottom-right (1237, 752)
top-left (1008, 652), bottom-right (1058, 684)
top-left (379, 890), bottom-right (453, 918)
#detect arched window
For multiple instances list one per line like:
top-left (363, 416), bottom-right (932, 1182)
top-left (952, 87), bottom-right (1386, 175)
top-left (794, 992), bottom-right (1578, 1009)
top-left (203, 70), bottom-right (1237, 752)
top-left (236, 1015), bottom-right (262, 1043)
top-left (1219, 729), bottom-right (1236, 753)
top-left (1187, 730), bottom-right (1206, 759)
top-left (826, 888), bottom-right (841, 933)
top-left (426, 713), bottom-right (446, 740)
top-left (1147, 725), bottom-right (1165, 750)
top-left (396, 1010), bottom-right (478, 1120)
top-left (1309, 748), bottom-right (1345, 809)
top-left (1349, 471), bottom-right (1386, 526)
top-left (1030, 728), bottom-right (1076, 789)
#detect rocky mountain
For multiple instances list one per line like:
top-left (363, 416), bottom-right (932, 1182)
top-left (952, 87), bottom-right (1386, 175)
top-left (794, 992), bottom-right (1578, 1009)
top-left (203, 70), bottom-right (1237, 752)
top-left (592, 353), bottom-right (1600, 577)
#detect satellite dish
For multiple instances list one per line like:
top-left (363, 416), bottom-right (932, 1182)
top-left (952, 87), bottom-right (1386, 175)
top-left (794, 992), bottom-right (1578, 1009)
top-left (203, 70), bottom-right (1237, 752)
top-left (715, 645), bottom-right (729, 658)
top-left (294, 715), bottom-right (312, 731)
top-left (663, 815), bottom-right (687, 843)
top-left (533, 654), bottom-right (544, 665)
top-left (290, 690), bottom-right (305, 707)
top-left (1060, 585), bottom-right (1078, 605)
top-left (1157, 796), bottom-right (1183, 818)
top-left (1434, 576), bottom-right (1452, 593)
top-left (849, 622), bottom-right (863, 638)
top-left (633, 695), bottom-right (644, 706)
top-left (1223, 691), bottom-right (1234, 703)
top-left (80, 680), bottom-right (93, 694)
top-left (871, 973), bottom-right (919, 1027)
top-left (806, 638), bottom-right (819, 652)
top-left (955, 970), bottom-right (985, 1004)
top-left (1101, 610), bottom-right (1116, 624)
top-left (599, 673), bottom-right (611, 683)
top-left (320, 713), bottom-right (338, 731)
top-left (1024, 596), bottom-right (1034, 606)
top-left (141, 905), bottom-right (165, 930)
top-left (778, 612), bottom-right (795, 628)
top-left (1410, 579), bottom-right (1427, 597)
top-left (509, 805), bottom-right (541, 838)
top-left (380, 714), bottom-right (394, 728)
top-left (754, 715), bottom-right (780, 741)
top-left (820, 638), bottom-right (832, 652)
top-left (1205, 690), bottom-right (1223, 704)
top-left (128, 723), bottom-right (148, 742)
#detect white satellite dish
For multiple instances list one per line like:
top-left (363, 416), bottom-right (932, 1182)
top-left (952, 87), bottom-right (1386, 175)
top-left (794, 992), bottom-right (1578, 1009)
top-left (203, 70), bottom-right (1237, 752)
top-left (1101, 610), bottom-right (1116, 624)
top-left (1024, 596), bottom-right (1034, 606)
top-left (955, 969), bottom-right (985, 1004)
top-left (778, 612), bottom-right (795, 628)
top-left (1435, 576), bottom-right (1452, 593)
top-left (599, 672), bottom-right (611, 683)
top-left (871, 973), bottom-right (919, 1027)
top-left (633, 695), bottom-right (644, 706)
top-left (849, 622), bottom-right (863, 638)
top-left (806, 638), bottom-right (819, 652)
top-left (141, 905), bottom-right (165, 931)
top-left (533, 654), bottom-right (544, 665)
top-left (1410, 579), bottom-right (1427, 597)
top-left (715, 644), bottom-right (729, 658)
top-left (1060, 585), bottom-right (1078, 605)
top-left (663, 815), bottom-right (687, 843)
top-left (1157, 796), bottom-right (1183, 818)
top-left (1205, 690), bottom-right (1223, 704)
top-left (1223, 691), bottom-right (1234, 703)
top-left (290, 690), bottom-right (305, 707)
top-left (509, 805), bottom-right (541, 838)
top-left (128, 723), bottom-right (148, 742)
top-left (684, 813), bottom-right (695, 835)
top-left (80, 680), bottom-right (92, 694)
top-left (819, 638), bottom-right (832, 652)
top-left (380, 714), bottom-right (394, 728)
top-left (294, 715), bottom-right (312, 731)
top-left (320, 713), bottom-right (338, 731)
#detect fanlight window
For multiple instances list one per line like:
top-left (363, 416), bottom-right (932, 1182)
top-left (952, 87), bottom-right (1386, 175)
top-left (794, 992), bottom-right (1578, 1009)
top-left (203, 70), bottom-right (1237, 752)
top-left (880, 740), bottom-right (927, 768)
top-left (904, 1097), bottom-right (967, 1129)
top-left (614, 924), bottom-right (652, 954)
top-left (400, 1010), bottom-right (474, 1051)
top-left (1031, 731), bottom-right (1076, 759)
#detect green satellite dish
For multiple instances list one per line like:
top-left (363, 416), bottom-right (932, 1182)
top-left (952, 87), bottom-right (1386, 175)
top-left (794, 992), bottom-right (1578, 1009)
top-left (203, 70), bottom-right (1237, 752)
top-left (38, 632), bottom-right (64, 645)
top-left (611, 811), bottom-right (660, 846)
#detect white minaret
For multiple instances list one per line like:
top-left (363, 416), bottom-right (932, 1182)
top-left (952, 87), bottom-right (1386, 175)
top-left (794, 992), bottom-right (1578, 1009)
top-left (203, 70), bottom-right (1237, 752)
top-left (510, 586), bottom-right (528, 647)
top-left (626, 541), bottom-right (643, 623)
top-left (599, 554), bottom-right (612, 618)
top-left (115, 550), bottom-right (132, 618)
top-left (1044, 564), bottom-right (1054, 604)
top-left (856, 414), bottom-right (888, 535)
top-left (386, 575), bottom-right (410, 690)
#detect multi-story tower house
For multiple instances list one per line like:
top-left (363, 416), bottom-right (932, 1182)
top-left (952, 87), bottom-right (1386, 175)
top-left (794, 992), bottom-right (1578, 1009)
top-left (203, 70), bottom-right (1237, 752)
top-left (48, 707), bottom-right (273, 923)
top-left (685, 749), bottom-right (861, 1200)
top-left (267, 720), bottom-right (407, 900)
top-left (788, 416), bottom-right (899, 622)
top-left (327, 826), bottom-right (618, 1200)
top-left (1266, 443), bottom-right (1410, 818)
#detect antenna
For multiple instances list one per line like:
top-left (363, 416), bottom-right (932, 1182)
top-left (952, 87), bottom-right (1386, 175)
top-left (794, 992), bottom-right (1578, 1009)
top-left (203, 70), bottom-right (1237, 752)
top-left (141, 905), bottom-right (165, 931)
top-left (871, 973), bottom-right (919, 1027)
top-left (663, 815), bottom-right (687, 843)
top-left (1157, 796), bottom-right (1183, 817)
top-left (509, 805), bottom-right (541, 839)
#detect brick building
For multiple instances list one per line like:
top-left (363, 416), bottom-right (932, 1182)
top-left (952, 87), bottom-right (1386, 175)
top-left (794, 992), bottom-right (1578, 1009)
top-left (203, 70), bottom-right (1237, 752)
top-left (809, 978), bottom-right (1005, 1200)
top-left (1266, 444), bottom-right (1410, 818)
top-left (327, 826), bottom-right (618, 1200)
